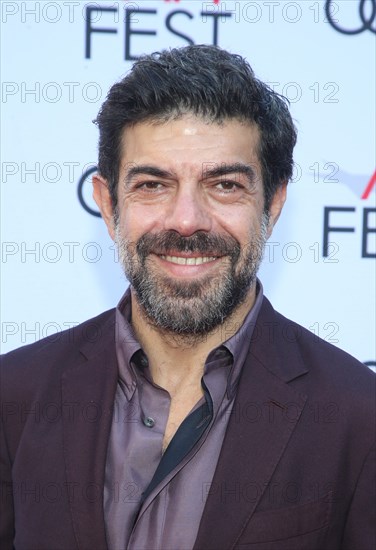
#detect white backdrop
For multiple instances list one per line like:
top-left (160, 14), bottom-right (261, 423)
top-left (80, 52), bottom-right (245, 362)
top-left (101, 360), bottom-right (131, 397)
top-left (1, 0), bottom-right (375, 370)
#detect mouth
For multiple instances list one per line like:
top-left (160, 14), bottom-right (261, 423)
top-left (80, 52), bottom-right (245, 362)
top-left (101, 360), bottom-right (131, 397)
top-left (159, 254), bottom-right (218, 266)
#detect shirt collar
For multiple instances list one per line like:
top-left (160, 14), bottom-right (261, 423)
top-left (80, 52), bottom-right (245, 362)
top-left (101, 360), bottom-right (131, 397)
top-left (115, 289), bottom-right (141, 399)
top-left (115, 280), bottom-right (263, 400)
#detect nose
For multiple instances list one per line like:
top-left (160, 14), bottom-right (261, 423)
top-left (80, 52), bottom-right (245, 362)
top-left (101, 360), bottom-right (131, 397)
top-left (164, 186), bottom-right (212, 236)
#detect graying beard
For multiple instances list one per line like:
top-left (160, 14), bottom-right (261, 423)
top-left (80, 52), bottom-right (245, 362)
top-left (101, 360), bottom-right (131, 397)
top-left (115, 217), bottom-right (268, 339)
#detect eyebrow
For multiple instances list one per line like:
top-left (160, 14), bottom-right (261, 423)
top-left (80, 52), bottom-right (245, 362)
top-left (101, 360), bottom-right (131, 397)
top-left (123, 162), bottom-right (258, 187)
top-left (202, 162), bottom-right (257, 183)
top-left (124, 165), bottom-right (173, 187)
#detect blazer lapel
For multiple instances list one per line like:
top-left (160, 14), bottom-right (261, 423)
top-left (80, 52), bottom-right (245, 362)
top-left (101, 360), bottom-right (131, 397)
top-left (61, 313), bottom-right (118, 550)
top-left (194, 298), bottom-right (308, 550)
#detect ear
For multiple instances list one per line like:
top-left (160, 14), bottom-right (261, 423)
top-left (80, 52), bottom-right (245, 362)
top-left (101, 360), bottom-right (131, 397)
top-left (266, 183), bottom-right (287, 238)
top-left (92, 174), bottom-right (116, 241)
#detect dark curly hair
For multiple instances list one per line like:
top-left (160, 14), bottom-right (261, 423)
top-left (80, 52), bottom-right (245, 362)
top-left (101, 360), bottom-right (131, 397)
top-left (94, 45), bottom-right (297, 212)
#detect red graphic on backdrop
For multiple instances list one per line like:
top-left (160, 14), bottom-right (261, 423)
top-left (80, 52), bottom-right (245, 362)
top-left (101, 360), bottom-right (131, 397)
top-left (338, 169), bottom-right (376, 199)
top-left (319, 168), bottom-right (376, 199)
top-left (361, 171), bottom-right (376, 199)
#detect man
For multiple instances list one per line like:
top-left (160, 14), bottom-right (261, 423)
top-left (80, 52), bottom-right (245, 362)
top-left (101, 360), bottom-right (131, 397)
top-left (0, 45), bottom-right (374, 550)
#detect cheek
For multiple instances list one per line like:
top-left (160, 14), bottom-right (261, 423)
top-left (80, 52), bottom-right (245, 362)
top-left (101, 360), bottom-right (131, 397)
top-left (119, 204), bottom-right (162, 239)
top-left (213, 205), bottom-right (258, 241)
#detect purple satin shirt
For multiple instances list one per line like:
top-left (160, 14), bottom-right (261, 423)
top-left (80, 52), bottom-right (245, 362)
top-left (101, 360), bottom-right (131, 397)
top-left (104, 283), bottom-right (263, 549)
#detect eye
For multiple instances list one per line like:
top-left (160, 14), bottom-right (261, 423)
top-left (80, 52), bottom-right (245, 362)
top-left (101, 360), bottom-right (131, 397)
top-left (136, 181), bottom-right (164, 192)
top-left (215, 180), bottom-right (243, 193)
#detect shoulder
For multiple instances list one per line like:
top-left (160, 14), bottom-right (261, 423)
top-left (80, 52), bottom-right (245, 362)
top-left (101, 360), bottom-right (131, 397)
top-left (0, 309), bottom-right (116, 395)
top-left (278, 306), bottom-right (372, 375)
top-left (257, 296), bottom-right (375, 406)
top-left (249, 297), bottom-right (375, 463)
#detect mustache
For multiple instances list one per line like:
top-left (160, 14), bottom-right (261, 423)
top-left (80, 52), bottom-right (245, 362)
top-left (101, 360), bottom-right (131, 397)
top-left (136, 231), bottom-right (241, 260)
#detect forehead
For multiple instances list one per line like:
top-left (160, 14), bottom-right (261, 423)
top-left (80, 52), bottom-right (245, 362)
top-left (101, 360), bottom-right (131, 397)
top-left (119, 116), bottom-right (261, 174)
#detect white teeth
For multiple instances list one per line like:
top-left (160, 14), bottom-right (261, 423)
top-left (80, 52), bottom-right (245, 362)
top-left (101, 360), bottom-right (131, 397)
top-left (160, 255), bottom-right (217, 265)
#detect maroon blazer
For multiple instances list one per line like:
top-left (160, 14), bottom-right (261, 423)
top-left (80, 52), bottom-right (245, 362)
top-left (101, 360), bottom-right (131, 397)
top-left (1, 297), bottom-right (375, 550)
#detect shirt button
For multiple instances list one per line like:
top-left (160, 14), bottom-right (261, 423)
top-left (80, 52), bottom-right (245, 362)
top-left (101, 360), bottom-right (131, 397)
top-left (143, 416), bottom-right (155, 428)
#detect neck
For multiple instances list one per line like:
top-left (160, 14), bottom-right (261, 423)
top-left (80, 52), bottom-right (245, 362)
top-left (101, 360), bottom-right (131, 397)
top-left (130, 285), bottom-right (256, 393)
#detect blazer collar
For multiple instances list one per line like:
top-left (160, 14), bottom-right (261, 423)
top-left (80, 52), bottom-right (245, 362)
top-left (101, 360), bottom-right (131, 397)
top-left (194, 297), bottom-right (309, 550)
top-left (61, 311), bottom-right (118, 550)
top-left (250, 296), bottom-right (309, 383)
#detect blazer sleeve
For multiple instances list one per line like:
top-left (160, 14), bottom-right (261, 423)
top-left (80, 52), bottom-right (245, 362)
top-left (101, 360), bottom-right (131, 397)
top-left (0, 406), bottom-right (15, 549)
top-left (341, 443), bottom-right (376, 550)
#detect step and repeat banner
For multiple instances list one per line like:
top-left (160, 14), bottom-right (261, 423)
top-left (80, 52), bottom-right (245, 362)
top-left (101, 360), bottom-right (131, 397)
top-left (1, 0), bottom-right (375, 368)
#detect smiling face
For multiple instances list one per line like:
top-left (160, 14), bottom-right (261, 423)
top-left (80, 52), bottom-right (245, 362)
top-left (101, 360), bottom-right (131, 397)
top-left (94, 115), bottom-right (286, 336)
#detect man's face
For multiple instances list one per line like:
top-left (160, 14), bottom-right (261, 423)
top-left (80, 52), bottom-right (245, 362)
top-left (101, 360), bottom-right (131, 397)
top-left (95, 115), bottom-right (285, 335)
